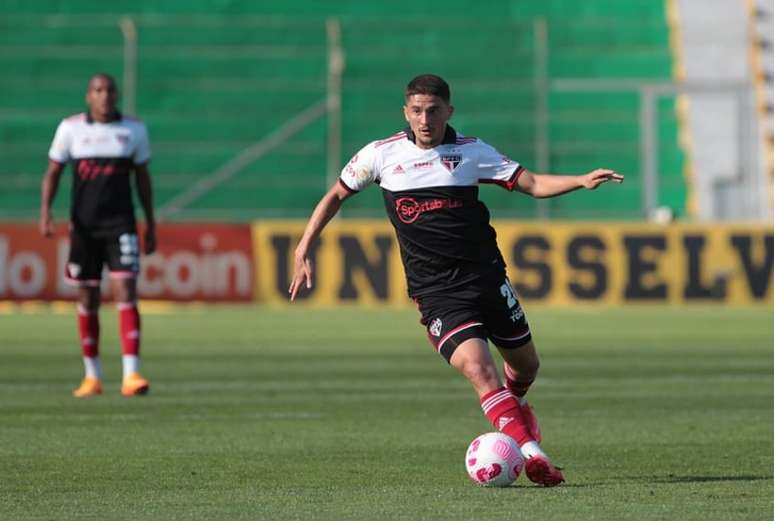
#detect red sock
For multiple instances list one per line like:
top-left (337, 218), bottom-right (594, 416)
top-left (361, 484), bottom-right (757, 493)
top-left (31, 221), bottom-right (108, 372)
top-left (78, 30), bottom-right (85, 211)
top-left (504, 363), bottom-right (534, 399)
top-left (77, 304), bottom-right (99, 357)
top-left (118, 302), bottom-right (141, 356)
top-left (480, 386), bottom-right (534, 446)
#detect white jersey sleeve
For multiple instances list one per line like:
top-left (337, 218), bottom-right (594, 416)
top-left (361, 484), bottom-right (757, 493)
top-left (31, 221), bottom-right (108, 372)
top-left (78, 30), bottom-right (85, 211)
top-left (339, 141), bottom-right (380, 192)
top-left (475, 140), bottom-right (524, 191)
top-left (48, 120), bottom-right (72, 163)
top-left (132, 122), bottom-right (151, 164)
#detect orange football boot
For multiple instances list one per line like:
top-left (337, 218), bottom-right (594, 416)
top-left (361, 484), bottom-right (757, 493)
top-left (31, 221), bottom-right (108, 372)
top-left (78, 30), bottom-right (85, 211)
top-left (73, 377), bottom-right (103, 397)
top-left (121, 373), bottom-right (150, 396)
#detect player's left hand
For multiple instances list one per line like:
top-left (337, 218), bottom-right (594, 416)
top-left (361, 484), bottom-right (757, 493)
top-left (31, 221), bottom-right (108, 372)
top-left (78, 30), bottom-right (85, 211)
top-left (144, 226), bottom-right (157, 255)
top-left (581, 169), bottom-right (624, 190)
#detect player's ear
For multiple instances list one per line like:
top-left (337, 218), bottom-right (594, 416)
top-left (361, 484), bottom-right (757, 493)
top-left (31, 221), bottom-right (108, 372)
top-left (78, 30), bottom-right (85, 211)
top-left (448, 104), bottom-right (454, 119)
top-left (403, 104), bottom-right (410, 123)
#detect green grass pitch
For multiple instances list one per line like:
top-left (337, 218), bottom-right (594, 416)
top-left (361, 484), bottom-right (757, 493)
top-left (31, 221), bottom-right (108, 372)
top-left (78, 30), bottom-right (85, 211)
top-left (1, 305), bottom-right (773, 520)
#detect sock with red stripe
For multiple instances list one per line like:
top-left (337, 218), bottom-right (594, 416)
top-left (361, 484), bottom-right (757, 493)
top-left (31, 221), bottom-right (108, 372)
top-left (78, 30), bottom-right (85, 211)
top-left (118, 302), bottom-right (141, 378)
top-left (504, 363), bottom-right (534, 404)
top-left (77, 304), bottom-right (101, 379)
top-left (479, 386), bottom-right (534, 446)
top-left (480, 386), bottom-right (549, 460)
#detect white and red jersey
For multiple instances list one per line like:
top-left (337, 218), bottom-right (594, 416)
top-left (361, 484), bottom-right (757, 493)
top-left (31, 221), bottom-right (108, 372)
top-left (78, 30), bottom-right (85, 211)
top-left (340, 126), bottom-right (523, 297)
top-left (48, 111), bottom-right (150, 232)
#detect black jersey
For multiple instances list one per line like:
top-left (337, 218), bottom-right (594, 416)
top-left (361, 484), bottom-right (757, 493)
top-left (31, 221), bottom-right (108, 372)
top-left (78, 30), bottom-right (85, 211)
top-left (339, 126), bottom-right (523, 297)
top-left (48, 112), bottom-right (151, 232)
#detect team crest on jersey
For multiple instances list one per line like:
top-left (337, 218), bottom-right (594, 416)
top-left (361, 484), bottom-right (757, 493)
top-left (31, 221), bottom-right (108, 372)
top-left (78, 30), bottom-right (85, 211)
top-left (440, 154), bottom-right (462, 172)
top-left (115, 133), bottom-right (130, 145)
top-left (429, 318), bottom-right (443, 337)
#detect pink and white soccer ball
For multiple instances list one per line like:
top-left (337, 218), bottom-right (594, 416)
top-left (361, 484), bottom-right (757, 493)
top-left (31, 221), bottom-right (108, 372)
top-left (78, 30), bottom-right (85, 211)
top-left (465, 432), bottom-right (524, 487)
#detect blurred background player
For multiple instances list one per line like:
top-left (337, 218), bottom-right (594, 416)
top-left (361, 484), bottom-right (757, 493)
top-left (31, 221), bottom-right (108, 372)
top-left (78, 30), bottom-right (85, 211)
top-left (289, 74), bottom-right (623, 486)
top-left (39, 73), bottom-right (156, 397)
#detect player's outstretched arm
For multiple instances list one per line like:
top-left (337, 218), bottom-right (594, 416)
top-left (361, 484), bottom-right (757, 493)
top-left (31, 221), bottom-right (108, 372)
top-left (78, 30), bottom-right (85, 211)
top-left (39, 160), bottom-right (65, 237)
top-left (516, 168), bottom-right (624, 199)
top-left (289, 181), bottom-right (354, 301)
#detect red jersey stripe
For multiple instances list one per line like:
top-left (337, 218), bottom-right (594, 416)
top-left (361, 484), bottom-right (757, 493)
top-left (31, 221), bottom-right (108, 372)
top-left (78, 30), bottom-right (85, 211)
top-left (479, 166), bottom-right (524, 192)
top-left (375, 132), bottom-right (407, 147)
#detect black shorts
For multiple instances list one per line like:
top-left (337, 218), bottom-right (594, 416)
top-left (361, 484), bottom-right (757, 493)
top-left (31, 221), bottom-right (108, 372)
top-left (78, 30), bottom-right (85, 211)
top-left (415, 276), bottom-right (532, 363)
top-left (65, 226), bottom-right (140, 286)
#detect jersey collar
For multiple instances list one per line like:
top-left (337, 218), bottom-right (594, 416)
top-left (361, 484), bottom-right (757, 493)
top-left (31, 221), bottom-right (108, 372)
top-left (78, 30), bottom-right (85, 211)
top-left (404, 125), bottom-right (457, 146)
top-left (86, 110), bottom-right (122, 124)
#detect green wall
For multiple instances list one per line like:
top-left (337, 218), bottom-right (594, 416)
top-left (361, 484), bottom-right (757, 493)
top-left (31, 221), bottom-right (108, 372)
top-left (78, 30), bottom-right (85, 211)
top-left (0, 1), bottom-right (684, 220)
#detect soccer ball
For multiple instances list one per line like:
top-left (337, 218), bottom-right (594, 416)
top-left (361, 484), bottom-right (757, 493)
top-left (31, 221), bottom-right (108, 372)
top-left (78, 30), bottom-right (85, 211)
top-left (465, 432), bottom-right (524, 487)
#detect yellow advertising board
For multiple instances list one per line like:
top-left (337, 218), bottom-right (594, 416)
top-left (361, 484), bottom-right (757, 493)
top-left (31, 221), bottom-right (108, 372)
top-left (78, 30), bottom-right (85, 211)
top-left (252, 220), bottom-right (408, 306)
top-left (252, 221), bottom-right (774, 306)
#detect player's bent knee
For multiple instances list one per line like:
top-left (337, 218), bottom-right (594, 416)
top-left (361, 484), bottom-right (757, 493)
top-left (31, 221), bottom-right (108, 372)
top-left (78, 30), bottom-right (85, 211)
top-left (450, 341), bottom-right (500, 390)
top-left (457, 360), bottom-right (499, 390)
top-left (78, 287), bottom-right (100, 310)
top-left (499, 340), bottom-right (540, 378)
top-left (523, 357), bottom-right (539, 380)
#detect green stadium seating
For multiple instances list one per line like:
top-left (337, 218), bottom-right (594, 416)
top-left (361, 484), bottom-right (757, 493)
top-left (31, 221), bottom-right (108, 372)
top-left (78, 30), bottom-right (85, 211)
top-left (0, 0), bottom-right (684, 221)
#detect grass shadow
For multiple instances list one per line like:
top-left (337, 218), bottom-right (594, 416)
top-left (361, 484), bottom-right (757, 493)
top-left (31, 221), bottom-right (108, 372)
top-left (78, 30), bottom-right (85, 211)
top-left (647, 474), bottom-right (774, 484)
top-left (524, 475), bottom-right (774, 489)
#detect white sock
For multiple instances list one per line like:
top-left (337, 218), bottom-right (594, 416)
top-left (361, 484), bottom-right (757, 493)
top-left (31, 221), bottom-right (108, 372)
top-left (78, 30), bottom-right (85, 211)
top-left (83, 356), bottom-right (102, 379)
top-left (520, 441), bottom-right (548, 460)
top-left (122, 355), bottom-right (140, 379)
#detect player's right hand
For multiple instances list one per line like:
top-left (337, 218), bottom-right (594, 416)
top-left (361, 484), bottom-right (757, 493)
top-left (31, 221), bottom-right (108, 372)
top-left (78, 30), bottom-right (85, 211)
top-left (39, 213), bottom-right (54, 237)
top-left (288, 254), bottom-right (313, 302)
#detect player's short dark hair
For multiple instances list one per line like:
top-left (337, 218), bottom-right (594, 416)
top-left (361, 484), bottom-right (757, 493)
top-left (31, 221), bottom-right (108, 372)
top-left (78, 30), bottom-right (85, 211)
top-left (87, 73), bottom-right (117, 90)
top-left (405, 74), bottom-right (451, 103)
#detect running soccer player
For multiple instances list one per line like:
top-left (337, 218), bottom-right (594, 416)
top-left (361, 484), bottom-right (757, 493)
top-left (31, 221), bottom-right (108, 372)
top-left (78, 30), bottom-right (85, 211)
top-left (289, 74), bottom-right (624, 486)
top-left (39, 73), bottom-right (156, 397)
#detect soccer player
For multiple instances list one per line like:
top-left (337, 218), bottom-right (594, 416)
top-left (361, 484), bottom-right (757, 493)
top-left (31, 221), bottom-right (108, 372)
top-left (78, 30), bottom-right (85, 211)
top-left (39, 73), bottom-right (156, 398)
top-left (288, 74), bottom-right (623, 486)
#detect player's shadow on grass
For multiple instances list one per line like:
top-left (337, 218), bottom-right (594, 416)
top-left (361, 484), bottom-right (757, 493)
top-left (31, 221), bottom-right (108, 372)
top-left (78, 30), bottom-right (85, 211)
top-left (648, 474), bottom-right (774, 484)
top-left (543, 475), bottom-right (774, 489)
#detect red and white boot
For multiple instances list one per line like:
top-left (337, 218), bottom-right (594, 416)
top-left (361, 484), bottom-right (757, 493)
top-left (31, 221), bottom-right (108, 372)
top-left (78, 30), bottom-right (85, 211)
top-left (525, 454), bottom-right (565, 487)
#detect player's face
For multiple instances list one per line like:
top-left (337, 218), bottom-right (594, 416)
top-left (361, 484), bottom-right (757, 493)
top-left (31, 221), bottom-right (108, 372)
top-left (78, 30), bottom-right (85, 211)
top-left (86, 76), bottom-right (118, 122)
top-left (403, 94), bottom-right (454, 149)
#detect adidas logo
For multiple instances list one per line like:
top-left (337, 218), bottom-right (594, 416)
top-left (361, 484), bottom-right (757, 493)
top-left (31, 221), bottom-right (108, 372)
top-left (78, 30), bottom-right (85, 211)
top-left (392, 164), bottom-right (405, 174)
top-left (498, 416), bottom-right (515, 429)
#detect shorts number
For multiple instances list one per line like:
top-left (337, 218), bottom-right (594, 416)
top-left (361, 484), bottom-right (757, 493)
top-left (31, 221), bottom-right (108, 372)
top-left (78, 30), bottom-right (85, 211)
top-left (118, 233), bottom-right (139, 268)
top-left (119, 233), bottom-right (139, 255)
top-left (500, 280), bottom-right (525, 322)
top-left (500, 282), bottom-right (517, 309)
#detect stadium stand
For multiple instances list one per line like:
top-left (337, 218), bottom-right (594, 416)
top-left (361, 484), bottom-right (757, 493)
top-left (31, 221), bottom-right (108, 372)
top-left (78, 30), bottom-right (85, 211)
top-left (750, 0), bottom-right (774, 215)
top-left (674, 0), bottom-right (770, 220)
top-left (0, 0), bottom-right (683, 220)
